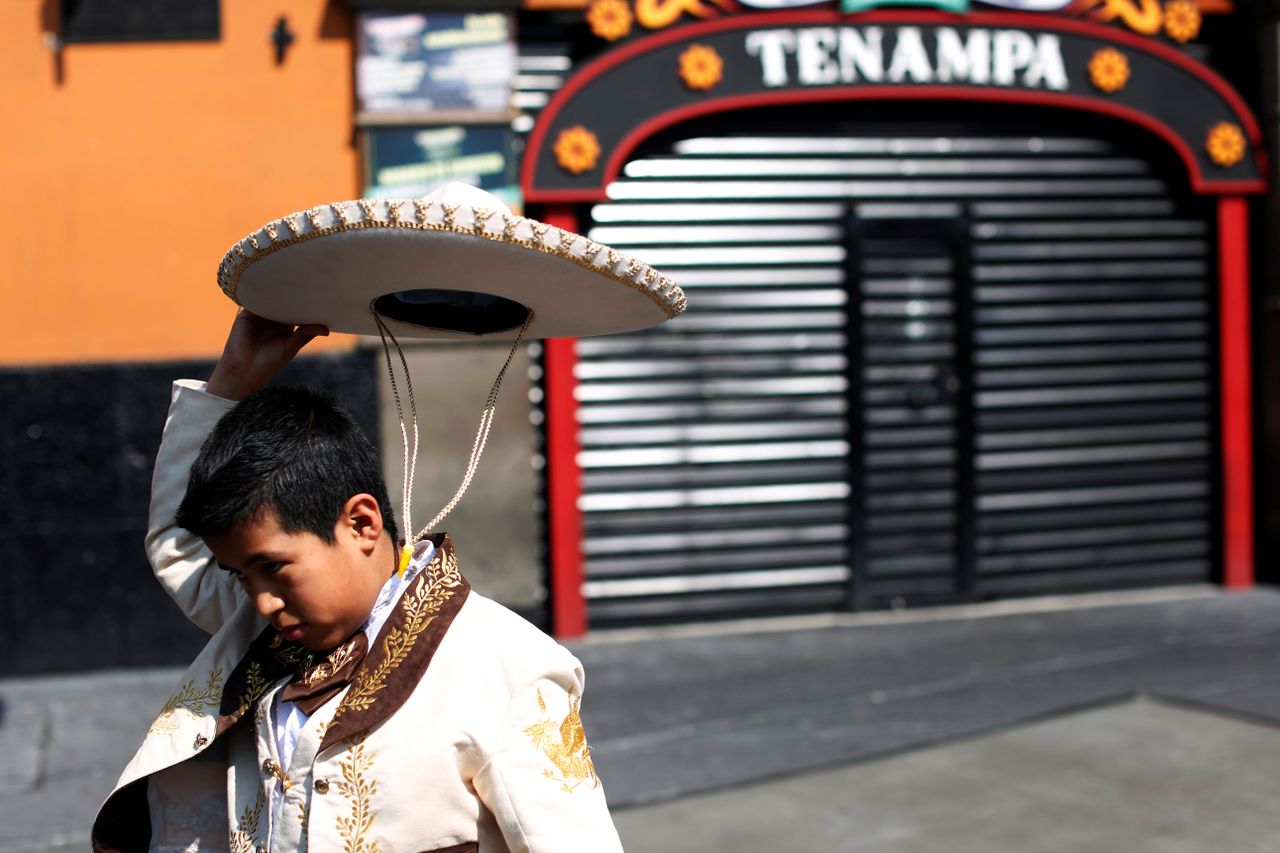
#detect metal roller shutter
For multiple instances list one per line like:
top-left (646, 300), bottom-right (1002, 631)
top-left (970, 199), bottom-right (1214, 597)
top-left (570, 114), bottom-right (1215, 626)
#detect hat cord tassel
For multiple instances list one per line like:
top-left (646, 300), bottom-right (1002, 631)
top-left (372, 308), bottom-right (534, 576)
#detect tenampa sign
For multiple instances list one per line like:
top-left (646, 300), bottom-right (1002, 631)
top-left (524, 10), bottom-right (1263, 199)
top-left (746, 24), bottom-right (1067, 89)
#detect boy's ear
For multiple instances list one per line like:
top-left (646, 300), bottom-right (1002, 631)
top-left (340, 493), bottom-right (384, 553)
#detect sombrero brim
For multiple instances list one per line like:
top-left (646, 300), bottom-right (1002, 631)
top-left (216, 193), bottom-right (687, 340)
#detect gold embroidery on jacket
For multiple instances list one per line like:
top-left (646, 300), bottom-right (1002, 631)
top-left (304, 636), bottom-right (362, 687)
top-left (229, 786), bottom-right (266, 853)
top-left (334, 550), bottom-right (463, 717)
top-left (524, 688), bottom-right (599, 793)
top-left (335, 736), bottom-right (380, 853)
top-left (236, 661), bottom-right (271, 716)
top-left (150, 668), bottom-right (224, 733)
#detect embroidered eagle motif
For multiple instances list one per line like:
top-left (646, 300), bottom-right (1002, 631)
top-left (524, 688), bottom-right (599, 793)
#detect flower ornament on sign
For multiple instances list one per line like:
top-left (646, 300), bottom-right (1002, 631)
top-left (1205, 122), bottom-right (1246, 167)
top-left (587, 0), bottom-right (633, 41)
top-left (1163, 0), bottom-right (1202, 43)
top-left (554, 126), bottom-right (603, 175)
top-left (1087, 47), bottom-right (1130, 93)
top-left (679, 44), bottom-right (725, 90)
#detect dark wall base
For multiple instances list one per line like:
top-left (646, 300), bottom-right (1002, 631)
top-left (0, 351), bottom-right (379, 677)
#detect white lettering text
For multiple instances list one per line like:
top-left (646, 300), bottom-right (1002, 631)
top-left (934, 27), bottom-right (990, 84)
top-left (838, 26), bottom-right (883, 82)
top-left (743, 25), bottom-right (1069, 91)
top-left (745, 29), bottom-right (796, 87)
top-left (886, 27), bottom-right (933, 83)
top-left (797, 27), bottom-right (840, 85)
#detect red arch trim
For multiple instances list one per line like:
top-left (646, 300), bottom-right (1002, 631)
top-left (549, 86), bottom-right (1265, 201)
top-left (522, 9), bottom-right (1265, 201)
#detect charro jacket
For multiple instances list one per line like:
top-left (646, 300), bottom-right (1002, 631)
top-left (92, 381), bottom-right (623, 853)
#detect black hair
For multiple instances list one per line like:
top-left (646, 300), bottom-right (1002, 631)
top-left (176, 385), bottom-right (400, 546)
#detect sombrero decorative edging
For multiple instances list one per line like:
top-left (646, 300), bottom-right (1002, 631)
top-left (215, 182), bottom-right (687, 341)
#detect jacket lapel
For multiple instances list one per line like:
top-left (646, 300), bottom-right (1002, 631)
top-left (215, 624), bottom-right (309, 736)
top-left (321, 533), bottom-right (470, 750)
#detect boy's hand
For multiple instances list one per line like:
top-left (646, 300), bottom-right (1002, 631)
top-left (206, 309), bottom-right (330, 401)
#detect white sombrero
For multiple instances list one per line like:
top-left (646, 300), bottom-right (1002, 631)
top-left (216, 182), bottom-right (686, 340)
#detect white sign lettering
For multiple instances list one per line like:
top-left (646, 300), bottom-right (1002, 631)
top-left (935, 26), bottom-right (989, 84)
top-left (745, 30), bottom-right (793, 87)
top-left (840, 27), bottom-right (884, 83)
top-left (746, 25), bottom-right (1069, 91)
top-left (887, 27), bottom-right (933, 83)
top-left (797, 28), bottom-right (840, 84)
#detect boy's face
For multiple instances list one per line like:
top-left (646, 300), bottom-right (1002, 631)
top-left (204, 503), bottom-right (390, 651)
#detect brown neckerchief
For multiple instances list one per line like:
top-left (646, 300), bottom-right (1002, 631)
top-left (212, 533), bottom-right (470, 746)
top-left (280, 631), bottom-right (370, 715)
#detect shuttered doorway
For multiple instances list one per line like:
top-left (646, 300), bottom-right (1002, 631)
top-left (574, 109), bottom-right (1216, 626)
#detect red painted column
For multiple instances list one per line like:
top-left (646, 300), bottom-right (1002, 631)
top-left (541, 204), bottom-right (588, 636)
top-left (1217, 196), bottom-right (1254, 588)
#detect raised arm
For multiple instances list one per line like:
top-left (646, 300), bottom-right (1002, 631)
top-left (146, 309), bottom-right (328, 633)
top-left (205, 309), bottom-right (330, 403)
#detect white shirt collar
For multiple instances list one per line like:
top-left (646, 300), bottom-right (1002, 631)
top-left (360, 539), bottom-right (437, 642)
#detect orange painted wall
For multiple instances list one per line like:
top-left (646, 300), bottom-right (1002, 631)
top-left (0, 1), bottom-right (359, 365)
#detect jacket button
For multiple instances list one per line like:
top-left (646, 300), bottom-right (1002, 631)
top-left (314, 778), bottom-right (330, 794)
top-left (262, 759), bottom-right (277, 775)
top-left (193, 734), bottom-right (209, 750)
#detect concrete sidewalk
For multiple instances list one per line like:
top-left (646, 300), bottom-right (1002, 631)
top-left (2, 586), bottom-right (1278, 852)
top-left (576, 586), bottom-right (1280, 809)
top-left (613, 696), bottom-right (1280, 852)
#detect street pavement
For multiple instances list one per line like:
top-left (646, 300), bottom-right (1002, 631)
top-left (612, 697), bottom-right (1280, 852)
top-left (2, 585), bottom-right (1278, 852)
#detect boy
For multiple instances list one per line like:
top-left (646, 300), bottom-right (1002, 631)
top-left (92, 309), bottom-right (623, 853)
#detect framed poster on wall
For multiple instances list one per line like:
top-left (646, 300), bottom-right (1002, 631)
top-left (356, 11), bottom-right (516, 115)
top-left (363, 124), bottom-right (519, 211)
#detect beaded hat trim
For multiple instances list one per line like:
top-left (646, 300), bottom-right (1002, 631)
top-left (216, 197), bottom-right (687, 323)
